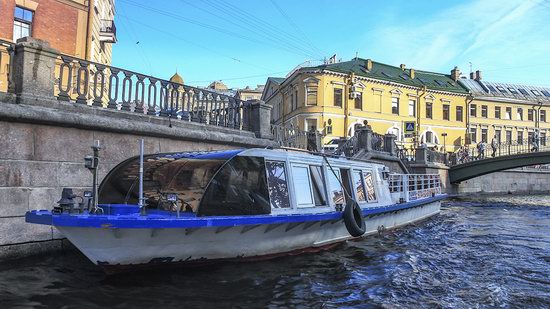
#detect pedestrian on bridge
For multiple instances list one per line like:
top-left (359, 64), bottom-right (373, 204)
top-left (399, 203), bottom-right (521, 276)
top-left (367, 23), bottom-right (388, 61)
top-left (491, 135), bottom-right (498, 157)
top-left (531, 130), bottom-right (540, 152)
top-left (477, 141), bottom-right (486, 160)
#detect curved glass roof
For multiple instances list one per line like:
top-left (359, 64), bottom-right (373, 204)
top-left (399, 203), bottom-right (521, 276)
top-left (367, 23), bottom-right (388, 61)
top-left (98, 149), bottom-right (244, 208)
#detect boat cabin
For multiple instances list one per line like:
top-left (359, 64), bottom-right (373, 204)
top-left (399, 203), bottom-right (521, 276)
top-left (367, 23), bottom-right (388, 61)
top-left (98, 149), bottom-right (396, 216)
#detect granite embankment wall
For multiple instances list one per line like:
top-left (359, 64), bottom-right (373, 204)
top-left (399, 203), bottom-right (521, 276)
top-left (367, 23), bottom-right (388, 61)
top-left (457, 168), bottom-right (550, 194)
top-left (410, 162), bottom-right (550, 195)
top-left (0, 93), bottom-right (274, 260)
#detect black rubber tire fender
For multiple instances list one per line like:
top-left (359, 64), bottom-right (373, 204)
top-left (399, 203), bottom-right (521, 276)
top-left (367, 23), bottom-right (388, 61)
top-left (343, 199), bottom-right (366, 237)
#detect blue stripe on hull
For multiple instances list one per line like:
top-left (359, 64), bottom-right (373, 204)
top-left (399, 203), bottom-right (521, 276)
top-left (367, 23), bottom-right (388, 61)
top-left (25, 195), bottom-right (447, 229)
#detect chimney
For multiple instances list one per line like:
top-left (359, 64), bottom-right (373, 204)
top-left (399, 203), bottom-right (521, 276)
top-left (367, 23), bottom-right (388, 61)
top-left (409, 68), bottom-right (415, 79)
top-left (470, 71), bottom-right (475, 79)
top-left (365, 59), bottom-right (373, 71)
top-left (475, 70), bottom-right (482, 81)
top-left (400, 64), bottom-right (406, 71)
top-left (451, 66), bottom-right (461, 81)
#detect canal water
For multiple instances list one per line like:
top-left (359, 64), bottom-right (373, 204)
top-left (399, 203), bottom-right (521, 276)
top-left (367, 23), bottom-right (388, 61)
top-left (1, 195), bottom-right (549, 308)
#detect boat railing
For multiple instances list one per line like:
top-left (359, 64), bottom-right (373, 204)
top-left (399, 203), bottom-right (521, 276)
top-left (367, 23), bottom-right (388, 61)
top-left (388, 174), bottom-right (441, 202)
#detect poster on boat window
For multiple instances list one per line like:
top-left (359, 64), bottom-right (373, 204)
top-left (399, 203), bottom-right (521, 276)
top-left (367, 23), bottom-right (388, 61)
top-left (265, 161), bottom-right (291, 208)
top-left (363, 171), bottom-right (377, 202)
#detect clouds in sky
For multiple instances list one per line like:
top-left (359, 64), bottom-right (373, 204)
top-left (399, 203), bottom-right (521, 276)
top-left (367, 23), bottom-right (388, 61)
top-left (369, 0), bottom-right (550, 84)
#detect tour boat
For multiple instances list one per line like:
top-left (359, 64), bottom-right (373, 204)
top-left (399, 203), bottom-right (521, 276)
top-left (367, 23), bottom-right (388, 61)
top-left (26, 148), bottom-right (445, 273)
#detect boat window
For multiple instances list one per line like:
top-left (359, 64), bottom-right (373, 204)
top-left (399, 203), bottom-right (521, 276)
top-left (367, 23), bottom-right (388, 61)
top-left (309, 165), bottom-right (327, 206)
top-left (353, 170), bottom-right (366, 202)
top-left (265, 161), bottom-right (291, 209)
top-left (98, 157), bottom-right (227, 212)
top-left (327, 168), bottom-right (345, 206)
top-left (198, 156), bottom-right (270, 216)
top-left (292, 165), bottom-right (315, 208)
top-left (363, 171), bottom-right (377, 202)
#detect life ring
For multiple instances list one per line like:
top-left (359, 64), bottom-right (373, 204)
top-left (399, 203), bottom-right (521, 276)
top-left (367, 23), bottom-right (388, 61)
top-left (343, 199), bottom-right (366, 237)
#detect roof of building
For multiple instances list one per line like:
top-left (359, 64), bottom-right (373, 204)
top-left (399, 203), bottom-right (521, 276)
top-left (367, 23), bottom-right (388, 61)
top-left (238, 85), bottom-right (265, 93)
top-left (169, 72), bottom-right (184, 84)
top-left (266, 77), bottom-right (285, 85)
top-left (208, 80), bottom-right (229, 91)
top-left (300, 58), bottom-right (468, 94)
top-left (459, 79), bottom-right (550, 104)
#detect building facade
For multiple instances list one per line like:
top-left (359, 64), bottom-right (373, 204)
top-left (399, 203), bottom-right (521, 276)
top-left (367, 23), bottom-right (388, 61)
top-left (0, 0), bottom-right (116, 92)
top-left (263, 58), bottom-right (469, 152)
top-left (236, 85), bottom-right (264, 101)
top-left (459, 73), bottom-right (550, 145)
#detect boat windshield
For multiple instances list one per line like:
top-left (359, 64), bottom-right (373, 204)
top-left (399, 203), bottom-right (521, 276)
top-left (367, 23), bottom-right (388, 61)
top-left (198, 156), bottom-right (270, 216)
top-left (98, 150), bottom-right (241, 212)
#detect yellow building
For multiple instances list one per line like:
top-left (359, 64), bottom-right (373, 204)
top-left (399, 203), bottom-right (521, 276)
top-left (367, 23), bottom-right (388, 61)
top-left (459, 73), bottom-right (550, 145)
top-left (262, 58), bottom-right (470, 152)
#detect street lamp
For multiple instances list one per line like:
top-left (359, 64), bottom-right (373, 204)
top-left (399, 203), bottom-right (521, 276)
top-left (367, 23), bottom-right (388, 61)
top-left (442, 132), bottom-right (448, 153)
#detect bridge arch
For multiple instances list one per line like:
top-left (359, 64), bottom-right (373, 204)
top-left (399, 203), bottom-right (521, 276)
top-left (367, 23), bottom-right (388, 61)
top-left (449, 151), bottom-right (550, 183)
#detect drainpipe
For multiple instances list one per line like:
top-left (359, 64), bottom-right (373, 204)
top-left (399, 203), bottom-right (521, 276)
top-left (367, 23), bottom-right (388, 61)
top-left (415, 86), bottom-right (427, 147)
top-left (465, 93), bottom-right (473, 145)
top-left (535, 101), bottom-right (543, 131)
top-left (85, 0), bottom-right (94, 60)
top-left (344, 73), bottom-right (354, 137)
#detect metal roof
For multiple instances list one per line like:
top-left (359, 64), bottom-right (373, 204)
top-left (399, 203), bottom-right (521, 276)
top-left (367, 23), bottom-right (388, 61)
top-left (459, 79), bottom-right (550, 105)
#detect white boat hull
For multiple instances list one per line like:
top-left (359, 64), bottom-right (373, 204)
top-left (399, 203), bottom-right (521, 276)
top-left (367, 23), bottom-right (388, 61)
top-left (57, 201), bottom-right (441, 270)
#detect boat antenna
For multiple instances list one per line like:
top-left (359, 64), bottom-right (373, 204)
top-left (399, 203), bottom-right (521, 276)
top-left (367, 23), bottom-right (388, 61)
top-left (138, 139), bottom-right (146, 215)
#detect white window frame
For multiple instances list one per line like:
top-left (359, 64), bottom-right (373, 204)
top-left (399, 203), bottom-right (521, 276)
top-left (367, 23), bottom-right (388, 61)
top-left (362, 169), bottom-right (378, 203)
top-left (290, 163), bottom-right (315, 208)
top-left (352, 169), bottom-right (367, 203)
top-left (408, 99), bottom-right (416, 117)
top-left (326, 166), bottom-right (345, 208)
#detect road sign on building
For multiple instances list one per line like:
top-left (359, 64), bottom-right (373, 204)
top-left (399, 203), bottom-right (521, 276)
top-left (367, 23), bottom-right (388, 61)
top-left (404, 121), bottom-right (415, 133)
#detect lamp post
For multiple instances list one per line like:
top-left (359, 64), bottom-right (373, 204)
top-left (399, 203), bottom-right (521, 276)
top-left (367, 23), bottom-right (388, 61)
top-left (442, 132), bottom-right (448, 153)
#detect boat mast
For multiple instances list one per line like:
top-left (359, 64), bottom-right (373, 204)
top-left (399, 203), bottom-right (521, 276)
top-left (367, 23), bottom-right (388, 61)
top-left (138, 139), bottom-right (146, 215)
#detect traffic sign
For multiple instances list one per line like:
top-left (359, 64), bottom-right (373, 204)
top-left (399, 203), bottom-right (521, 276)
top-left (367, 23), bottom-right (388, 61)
top-left (404, 121), bottom-right (415, 133)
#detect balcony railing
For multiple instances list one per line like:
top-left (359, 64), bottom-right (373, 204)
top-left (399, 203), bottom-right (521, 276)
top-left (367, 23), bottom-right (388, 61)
top-left (99, 20), bottom-right (116, 43)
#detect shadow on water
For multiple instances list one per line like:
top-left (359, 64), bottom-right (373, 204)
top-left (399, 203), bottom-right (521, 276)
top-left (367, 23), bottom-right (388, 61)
top-left (1, 195), bottom-right (549, 308)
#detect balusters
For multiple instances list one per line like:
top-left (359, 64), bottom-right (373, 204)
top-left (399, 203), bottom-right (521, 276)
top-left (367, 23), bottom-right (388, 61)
top-left (147, 78), bottom-right (158, 115)
top-left (121, 71), bottom-right (133, 111)
top-left (107, 68), bottom-right (120, 109)
top-left (92, 64), bottom-right (106, 107)
top-left (134, 74), bottom-right (145, 114)
top-left (182, 89), bottom-right (191, 121)
top-left (50, 56), bottom-right (253, 131)
top-left (169, 84), bottom-right (180, 117)
top-left (75, 60), bottom-right (89, 104)
top-left (159, 81), bottom-right (169, 116)
top-left (57, 56), bottom-right (73, 101)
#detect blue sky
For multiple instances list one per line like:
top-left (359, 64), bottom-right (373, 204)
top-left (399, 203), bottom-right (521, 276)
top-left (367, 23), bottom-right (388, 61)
top-left (113, 0), bottom-right (550, 89)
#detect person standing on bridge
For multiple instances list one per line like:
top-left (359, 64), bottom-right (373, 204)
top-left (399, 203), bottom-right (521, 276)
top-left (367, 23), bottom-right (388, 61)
top-left (477, 141), bottom-right (486, 160)
top-left (491, 135), bottom-right (498, 158)
top-left (531, 130), bottom-right (540, 152)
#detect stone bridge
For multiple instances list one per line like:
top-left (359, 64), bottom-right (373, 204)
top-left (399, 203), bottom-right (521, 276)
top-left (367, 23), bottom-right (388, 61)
top-left (449, 151), bottom-right (550, 183)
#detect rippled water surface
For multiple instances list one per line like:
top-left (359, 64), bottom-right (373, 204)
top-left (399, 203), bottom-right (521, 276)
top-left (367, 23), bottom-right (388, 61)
top-left (1, 195), bottom-right (549, 308)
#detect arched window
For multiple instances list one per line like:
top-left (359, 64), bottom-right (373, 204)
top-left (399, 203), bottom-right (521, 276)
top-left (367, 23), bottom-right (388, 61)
top-left (386, 126), bottom-right (401, 141)
top-left (420, 130), bottom-right (439, 144)
top-left (347, 122), bottom-right (364, 137)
